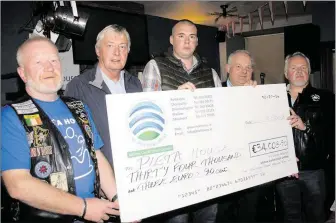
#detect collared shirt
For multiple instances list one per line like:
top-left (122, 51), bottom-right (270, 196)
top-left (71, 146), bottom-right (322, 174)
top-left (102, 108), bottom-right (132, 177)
top-left (226, 78), bottom-right (233, 87)
top-left (141, 56), bottom-right (222, 92)
top-left (286, 84), bottom-right (296, 106)
top-left (100, 67), bottom-right (126, 94)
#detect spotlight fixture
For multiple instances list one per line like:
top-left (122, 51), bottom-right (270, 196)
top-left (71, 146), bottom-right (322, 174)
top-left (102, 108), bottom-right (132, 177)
top-left (42, 5), bottom-right (89, 38)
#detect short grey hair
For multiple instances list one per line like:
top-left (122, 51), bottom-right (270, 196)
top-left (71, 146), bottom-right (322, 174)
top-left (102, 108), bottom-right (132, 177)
top-left (284, 52), bottom-right (311, 77)
top-left (95, 24), bottom-right (131, 52)
top-left (16, 35), bottom-right (57, 67)
top-left (227, 50), bottom-right (255, 67)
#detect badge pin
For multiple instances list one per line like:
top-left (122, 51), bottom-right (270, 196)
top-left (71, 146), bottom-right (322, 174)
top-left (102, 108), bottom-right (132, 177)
top-left (79, 112), bottom-right (89, 124)
top-left (50, 172), bottom-right (68, 192)
top-left (84, 125), bottom-right (93, 139)
top-left (311, 94), bottom-right (320, 102)
top-left (34, 161), bottom-right (52, 179)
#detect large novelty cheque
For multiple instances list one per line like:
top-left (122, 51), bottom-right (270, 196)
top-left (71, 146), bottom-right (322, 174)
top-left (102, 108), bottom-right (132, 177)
top-left (106, 84), bottom-right (297, 222)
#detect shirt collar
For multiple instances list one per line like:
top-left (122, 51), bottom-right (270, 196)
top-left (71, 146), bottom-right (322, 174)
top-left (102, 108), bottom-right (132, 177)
top-left (89, 65), bottom-right (124, 90)
top-left (101, 67), bottom-right (124, 84)
top-left (226, 78), bottom-right (233, 87)
top-left (286, 84), bottom-right (291, 92)
top-left (183, 56), bottom-right (198, 73)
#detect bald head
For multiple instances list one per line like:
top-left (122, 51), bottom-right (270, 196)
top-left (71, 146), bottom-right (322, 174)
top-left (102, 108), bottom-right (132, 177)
top-left (172, 19), bottom-right (197, 35)
top-left (225, 50), bottom-right (254, 86)
top-left (17, 35), bottom-right (57, 67)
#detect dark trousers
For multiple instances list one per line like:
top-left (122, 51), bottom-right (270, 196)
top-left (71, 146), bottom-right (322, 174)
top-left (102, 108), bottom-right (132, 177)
top-left (144, 200), bottom-right (217, 223)
top-left (217, 187), bottom-right (260, 222)
top-left (275, 169), bottom-right (326, 223)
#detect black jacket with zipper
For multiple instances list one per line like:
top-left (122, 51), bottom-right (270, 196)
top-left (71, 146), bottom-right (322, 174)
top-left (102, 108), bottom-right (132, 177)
top-left (288, 84), bottom-right (335, 171)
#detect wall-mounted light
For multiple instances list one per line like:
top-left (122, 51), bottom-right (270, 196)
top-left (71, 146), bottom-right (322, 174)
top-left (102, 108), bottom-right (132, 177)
top-left (42, 4), bottom-right (89, 37)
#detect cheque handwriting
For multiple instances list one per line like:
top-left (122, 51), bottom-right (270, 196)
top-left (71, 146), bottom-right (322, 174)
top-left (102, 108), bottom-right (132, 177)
top-left (249, 136), bottom-right (288, 157)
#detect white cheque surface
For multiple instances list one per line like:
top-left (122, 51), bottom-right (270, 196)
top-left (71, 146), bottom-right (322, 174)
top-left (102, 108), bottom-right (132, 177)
top-left (106, 84), bottom-right (298, 222)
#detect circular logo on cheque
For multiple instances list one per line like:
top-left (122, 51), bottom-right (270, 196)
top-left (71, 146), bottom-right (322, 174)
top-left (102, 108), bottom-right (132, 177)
top-left (128, 101), bottom-right (165, 143)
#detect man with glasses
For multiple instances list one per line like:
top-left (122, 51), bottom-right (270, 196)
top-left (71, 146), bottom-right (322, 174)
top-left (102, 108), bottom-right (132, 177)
top-left (141, 19), bottom-right (219, 223)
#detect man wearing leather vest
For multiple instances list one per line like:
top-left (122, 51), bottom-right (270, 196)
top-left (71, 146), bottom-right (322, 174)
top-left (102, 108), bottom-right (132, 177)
top-left (1, 36), bottom-right (120, 223)
top-left (275, 52), bottom-right (335, 223)
top-left (141, 19), bottom-right (220, 223)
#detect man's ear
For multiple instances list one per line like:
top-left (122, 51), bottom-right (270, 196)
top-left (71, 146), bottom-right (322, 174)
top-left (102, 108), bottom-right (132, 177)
top-left (95, 47), bottom-right (100, 58)
top-left (225, 64), bottom-right (230, 74)
top-left (169, 35), bottom-right (173, 45)
top-left (17, 67), bottom-right (27, 83)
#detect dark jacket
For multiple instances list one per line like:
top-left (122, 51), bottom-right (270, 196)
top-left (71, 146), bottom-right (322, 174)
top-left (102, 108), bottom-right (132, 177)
top-left (222, 81), bottom-right (228, 87)
top-left (154, 51), bottom-right (214, 90)
top-left (288, 84), bottom-right (335, 171)
top-left (64, 64), bottom-right (142, 165)
top-left (9, 96), bottom-right (100, 222)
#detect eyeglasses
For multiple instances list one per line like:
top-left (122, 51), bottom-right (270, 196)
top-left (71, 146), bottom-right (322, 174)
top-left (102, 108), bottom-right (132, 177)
top-left (233, 64), bottom-right (253, 72)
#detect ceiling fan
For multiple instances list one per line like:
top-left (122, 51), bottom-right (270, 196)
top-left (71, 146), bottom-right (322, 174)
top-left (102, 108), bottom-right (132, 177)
top-left (208, 4), bottom-right (238, 23)
top-left (208, 2), bottom-right (272, 37)
top-left (208, 4), bottom-right (239, 37)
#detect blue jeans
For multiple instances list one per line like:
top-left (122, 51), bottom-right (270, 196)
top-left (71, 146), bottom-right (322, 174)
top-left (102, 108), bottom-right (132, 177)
top-left (276, 169), bottom-right (326, 223)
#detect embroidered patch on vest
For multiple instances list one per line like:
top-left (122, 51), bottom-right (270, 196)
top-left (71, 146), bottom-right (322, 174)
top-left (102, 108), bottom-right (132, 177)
top-left (24, 114), bottom-right (43, 126)
top-left (34, 161), bottom-right (52, 178)
top-left (27, 131), bottom-right (34, 147)
top-left (32, 126), bottom-right (49, 146)
top-left (79, 111), bottom-right (89, 124)
top-left (84, 124), bottom-right (93, 139)
top-left (66, 101), bottom-right (89, 124)
top-left (311, 94), bottom-right (320, 102)
top-left (50, 172), bottom-right (68, 192)
top-left (12, 100), bottom-right (39, 114)
top-left (30, 146), bottom-right (53, 157)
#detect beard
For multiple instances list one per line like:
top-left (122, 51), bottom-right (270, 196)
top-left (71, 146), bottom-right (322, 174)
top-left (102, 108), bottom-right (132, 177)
top-left (292, 80), bottom-right (308, 87)
top-left (26, 74), bottom-right (63, 94)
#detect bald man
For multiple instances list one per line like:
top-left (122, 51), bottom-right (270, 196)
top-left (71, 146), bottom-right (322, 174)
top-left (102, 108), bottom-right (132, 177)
top-left (222, 50), bottom-right (257, 87)
top-left (141, 19), bottom-right (222, 92)
top-left (141, 19), bottom-right (219, 223)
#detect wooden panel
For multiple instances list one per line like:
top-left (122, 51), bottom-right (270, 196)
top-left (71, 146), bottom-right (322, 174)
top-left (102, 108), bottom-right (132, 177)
top-left (246, 33), bottom-right (285, 84)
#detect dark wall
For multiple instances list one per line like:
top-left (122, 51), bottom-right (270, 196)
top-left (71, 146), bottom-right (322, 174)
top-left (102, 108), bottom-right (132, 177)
top-left (72, 5), bottom-right (150, 66)
top-left (1, 1), bottom-right (33, 75)
top-left (226, 35), bottom-right (245, 57)
top-left (284, 24), bottom-right (321, 72)
top-left (1, 1), bottom-right (35, 104)
top-left (312, 1), bottom-right (335, 42)
top-left (146, 15), bottom-right (220, 73)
